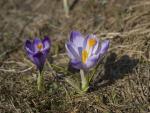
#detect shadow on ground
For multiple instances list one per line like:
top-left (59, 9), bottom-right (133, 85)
top-left (93, 53), bottom-right (139, 89)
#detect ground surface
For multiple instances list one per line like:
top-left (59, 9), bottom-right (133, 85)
top-left (0, 0), bottom-right (150, 113)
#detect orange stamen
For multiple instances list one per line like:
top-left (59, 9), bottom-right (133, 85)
top-left (82, 49), bottom-right (88, 64)
top-left (37, 43), bottom-right (43, 51)
top-left (88, 38), bottom-right (96, 48)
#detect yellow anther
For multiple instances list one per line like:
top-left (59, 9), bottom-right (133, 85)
top-left (82, 49), bottom-right (88, 64)
top-left (88, 38), bottom-right (96, 48)
top-left (37, 43), bottom-right (43, 50)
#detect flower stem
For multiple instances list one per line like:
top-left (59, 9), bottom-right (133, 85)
top-left (63, 0), bottom-right (69, 17)
top-left (37, 72), bottom-right (44, 92)
top-left (80, 69), bottom-right (89, 92)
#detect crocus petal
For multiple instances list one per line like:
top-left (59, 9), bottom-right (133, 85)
top-left (78, 47), bottom-right (83, 58)
top-left (99, 40), bottom-right (109, 55)
top-left (25, 40), bottom-right (34, 53)
top-left (84, 35), bottom-right (99, 57)
top-left (84, 55), bottom-right (98, 69)
top-left (33, 52), bottom-right (45, 72)
top-left (65, 42), bottom-right (80, 60)
top-left (42, 36), bottom-right (51, 50)
top-left (84, 34), bottom-right (97, 49)
top-left (92, 39), bottom-right (99, 55)
top-left (33, 38), bottom-right (42, 52)
top-left (83, 35), bottom-right (91, 48)
top-left (70, 31), bottom-right (84, 47)
top-left (70, 59), bottom-right (82, 69)
top-left (87, 37), bottom-right (99, 57)
top-left (42, 49), bottom-right (49, 60)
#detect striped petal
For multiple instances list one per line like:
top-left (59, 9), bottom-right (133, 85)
top-left (33, 38), bottom-right (42, 52)
top-left (99, 40), bottom-right (109, 55)
top-left (84, 55), bottom-right (98, 69)
top-left (65, 42), bottom-right (80, 60)
top-left (92, 39), bottom-right (99, 55)
top-left (33, 52), bottom-right (46, 73)
top-left (70, 31), bottom-right (84, 48)
top-left (83, 35), bottom-right (90, 48)
top-left (70, 59), bottom-right (82, 69)
top-left (42, 36), bottom-right (51, 50)
top-left (84, 35), bottom-right (99, 57)
top-left (25, 40), bottom-right (34, 53)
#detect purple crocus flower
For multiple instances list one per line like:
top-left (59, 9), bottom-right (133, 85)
top-left (25, 36), bottom-right (51, 73)
top-left (65, 31), bottom-right (109, 70)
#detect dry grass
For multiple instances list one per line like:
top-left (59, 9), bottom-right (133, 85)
top-left (0, 0), bottom-right (149, 113)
